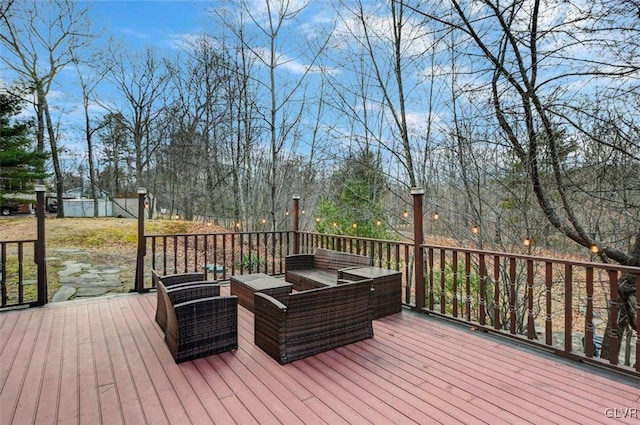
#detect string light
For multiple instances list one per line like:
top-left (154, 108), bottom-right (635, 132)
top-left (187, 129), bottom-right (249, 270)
top-left (471, 225), bottom-right (479, 234)
top-left (352, 223), bottom-right (357, 229)
top-left (433, 212), bottom-right (439, 220)
top-left (523, 237), bottom-right (532, 247)
top-left (285, 210), bottom-right (290, 216)
top-left (403, 210), bottom-right (409, 218)
top-left (590, 244), bottom-right (600, 253)
top-left (315, 217), bottom-right (321, 223)
top-left (261, 218), bottom-right (267, 224)
top-left (376, 220), bottom-right (382, 226)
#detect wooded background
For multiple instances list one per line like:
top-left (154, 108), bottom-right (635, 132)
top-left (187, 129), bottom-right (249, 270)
top-left (2, 0), bottom-right (639, 268)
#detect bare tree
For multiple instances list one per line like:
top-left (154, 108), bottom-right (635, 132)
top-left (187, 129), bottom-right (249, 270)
top-left (101, 44), bottom-right (171, 191)
top-left (333, 0), bottom-right (444, 191)
top-left (214, 0), bottom-right (332, 230)
top-left (408, 0), bottom-right (640, 356)
top-left (73, 58), bottom-right (108, 216)
top-left (1, 0), bottom-right (95, 217)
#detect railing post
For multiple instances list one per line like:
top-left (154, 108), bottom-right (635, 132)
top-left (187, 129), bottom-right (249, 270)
top-left (292, 194), bottom-right (300, 254)
top-left (35, 184), bottom-right (47, 306)
top-left (135, 187), bottom-right (147, 293)
top-left (411, 187), bottom-right (425, 310)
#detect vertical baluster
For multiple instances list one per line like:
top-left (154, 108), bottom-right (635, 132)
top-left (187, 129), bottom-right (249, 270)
top-left (465, 252), bottom-right (471, 321)
top-left (222, 234), bottom-right (227, 280)
top-left (172, 235), bottom-right (178, 274)
top-left (493, 255), bottom-right (500, 330)
top-left (183, 235), bottom-right (188, 273)
top-left (18, 243), bottom-right (24, 304)
top-left (544, 262), bottom-right (553, 345)
top-left (452, 251), bottom-right (459, 317)
top-left (402, 245), bottom-right (408, 304)
top-left (428, 248), bottom-right (434, 310)
top-left (1, 243), bottom-right (6, 306)
top-left (194, 235), bottom-right (199, 273)
top-left (272, 231), bottom-right (277, 275)
top-left (440, 249), bottom-right (446, 314)
top-left (564, 264), bottom-right (573, 353)
top-left (203, 235), bottom-right (208, 280)
top-left (151, 237), bottom-right (157, 272)
top-left (213, 233), bottom-right (218, 280)
top-left (248, 233), bottom-right (253, 274)
top-left (163, 237), bottom-right (168, 275)
top-left (527, 259), bottom-right (535, 339)
top-left (231, 233), bottom-right (236, 276)
top-left (585, 266), bottom-right (595, 357)
top-left (607, 270), bottom-right (619, 365)
top-left (479, 254), bottom-right (486, 326)
top-left (509, 258), bottom-right (516, 334)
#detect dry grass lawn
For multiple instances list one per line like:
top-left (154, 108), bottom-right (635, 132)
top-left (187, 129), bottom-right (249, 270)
top-left (0, 215), bottom-right (226, 301)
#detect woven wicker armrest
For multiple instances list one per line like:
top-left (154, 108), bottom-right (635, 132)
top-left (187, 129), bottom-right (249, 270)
top-left (156, 279), bottom-right (219, 332)
top-left (284, 254), bottom-right (315, 270)
top-left (165, 295), bottom-right (238, 363)
top-left (166, 282), bottom-right (220, 304)
top-left (159, 272), bottom-right (205, 286)
top-left (254, 292), bottom-right (288, 364)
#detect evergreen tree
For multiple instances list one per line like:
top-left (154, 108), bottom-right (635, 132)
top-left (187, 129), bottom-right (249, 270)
top-left (0, 92), bottom-right (48, 193)
top-left (316, 149), bottom-right (389, 239)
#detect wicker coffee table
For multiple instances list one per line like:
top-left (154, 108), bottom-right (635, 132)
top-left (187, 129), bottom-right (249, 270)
top-left (230, 273), bottom-right (292, 313)
top-left (339, 266), bottom-right (402, 319)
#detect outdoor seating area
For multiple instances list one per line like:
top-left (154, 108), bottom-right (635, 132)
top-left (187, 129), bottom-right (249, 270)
top-left (153, 248), bottom-right (401, 364)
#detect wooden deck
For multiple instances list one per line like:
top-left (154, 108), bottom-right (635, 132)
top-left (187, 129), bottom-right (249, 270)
top-left (1, 288), bottom-right (639, 425)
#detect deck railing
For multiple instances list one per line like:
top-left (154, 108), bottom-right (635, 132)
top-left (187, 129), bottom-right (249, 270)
top-left (135, 187), bottom-right (639, 376)
top-left (420, 244), bottom-right (639, 376)
top-left (142, 231), bottom-right (296, 290)
top-left (0, 187), bottom-right (47, 309)
top-left (0, 239), bottom-right (40, 308)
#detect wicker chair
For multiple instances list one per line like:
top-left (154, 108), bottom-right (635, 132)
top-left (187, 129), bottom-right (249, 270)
top-left (254, 279), bottom-right (374, 364)
top-left (159, 279), bottom-right (238, 363)
top-left (152, 269), bottom-right (209, 332)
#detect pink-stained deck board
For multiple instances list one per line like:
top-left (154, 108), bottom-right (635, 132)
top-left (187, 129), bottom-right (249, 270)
top-left (1, 289), bottom-right (639, 425)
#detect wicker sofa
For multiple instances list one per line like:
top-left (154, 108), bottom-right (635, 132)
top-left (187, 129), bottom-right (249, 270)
top-left (157, 278), bottom-right (238, 363)
top-left (284, 248), bottom-right (373, 291)
top-left (254, 279), bottom-right (374, 364)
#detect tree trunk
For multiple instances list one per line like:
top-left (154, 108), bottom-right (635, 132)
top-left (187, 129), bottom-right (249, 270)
top-left (40, 90), bottom-right (64, 218)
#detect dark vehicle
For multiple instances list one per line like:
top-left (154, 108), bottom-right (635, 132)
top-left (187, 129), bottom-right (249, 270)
top-left (1, 203), bottom-right (18, 216)
top-left (0, 202), bottom-right (30, 216)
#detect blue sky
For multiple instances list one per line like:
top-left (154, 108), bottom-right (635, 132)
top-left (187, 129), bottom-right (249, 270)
top-left (1, 0), bottom-right (451, 175)
top-left (89, 1), bottom-right (214, 50)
